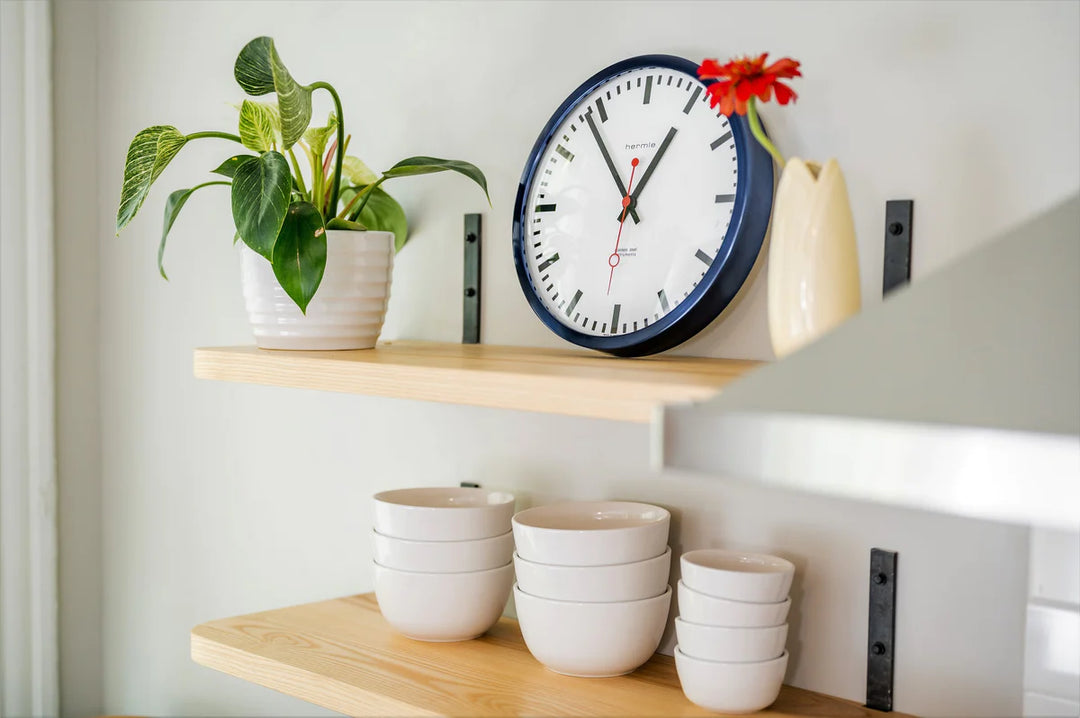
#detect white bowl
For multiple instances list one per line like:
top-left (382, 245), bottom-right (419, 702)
top-left (374, 561), bottom-right (513, 641)
top-left (512, 501), bottom-right (670, 566)
top-left (675, 618), bottom-right (788, 663)
top-left (680, 549), bottom-right (795, 603)
top-left (675, 647), bottom-right (789, 714)
top-left (372, 529), bottom-right (514, 573)
top-left (678, 581), bottom-right (791, 627)
top-left (514, 584), bottom-right (671, 677)
top-left (514, 548), bottom-right (671, 602)
top-left (374, 487), bottom-right (515, 541)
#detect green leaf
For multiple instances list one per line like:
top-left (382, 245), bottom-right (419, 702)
top-left (212, 154), bottom-right (256, 179)
top-left (342, 156), bottom-right (377, 186)
top-left (325, 217), bottom-right (367, 231)
top-left (302, 113), bottom-right (337, 159)
top-left (271, 201), bottom-right (326, 313)
top-left (116, 125), bottom-right (188, 233)
top-left (158, 181), bottom-right (229, 280)
top-left (238, 99), bottom-right (279, 152)
top-left (381, 156), bottom-right (490, 205)
top-left (231, 151), bottom-right (291, 259)
top-left (233, 36), bottom-right (311, 150)
top-left (357, 187), bottom-right (409, 252)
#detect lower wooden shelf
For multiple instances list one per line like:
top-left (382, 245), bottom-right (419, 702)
top-left (191, 593), bottom-right (908, 717)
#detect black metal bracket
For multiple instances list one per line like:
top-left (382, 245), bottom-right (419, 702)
top-left (866, 548), bottom-right (898, 712)
top-left (882, 200), bottom-right (913, 296)
top-left (459, 481), bottom-right (480, 488)
top-left (463, 214), bottom-right (482, 344)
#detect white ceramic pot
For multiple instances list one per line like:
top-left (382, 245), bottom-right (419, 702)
top-left (514, 584), bottom-right (672, 677)
top-left (767, 158), bottom-right (861, 358)
top-left (675, 647), bottom-right (788, 714)
top-left (240, 229), bottom-right (394, 350)
top-left (513, 548), bottom-right (671, 602)
top-left (374, 561), bottom-right (514, 642)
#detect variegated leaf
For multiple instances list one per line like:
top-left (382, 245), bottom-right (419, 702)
top-left (116, 125), bottom-right (188, 233)
top-left (303, 113), bottom-right (337, 159)
top-left (233, 36), bottom-right (311, 150)
top-left (342, 156), bottom-right (378, 186)
top-left (238, 100), bottom-right (280, 152)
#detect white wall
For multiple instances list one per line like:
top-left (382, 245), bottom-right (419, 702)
top-left (54, 1), bottom-right (1079, 716)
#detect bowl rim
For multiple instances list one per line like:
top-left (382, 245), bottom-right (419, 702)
top-left (373, 528), bottom-right (513, 545)
top-left (513, 546), bottom-right (671, 569)
top-left (513, 582), bottom-right (671, 607)
top-left (681, 548), bottom-right (795, 575)
top-left (678, 580), bottom-right (793, 608)
top-left (512, 501), bottom-right (671, 532)
top-left (674, 646), bottom-right (790, 667)
top-left (674, 616), bottom-right (788, 635)
top-left (374, 486), bottom-right (515, 509)
top-left (373, 559), bottom-right (513, 576)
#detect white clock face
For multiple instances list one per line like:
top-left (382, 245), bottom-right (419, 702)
top-left (523, 65), bottom-right (738, 337)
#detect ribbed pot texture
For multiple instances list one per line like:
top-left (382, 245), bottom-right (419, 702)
top-left (240, 229), bottom-right (394, 350)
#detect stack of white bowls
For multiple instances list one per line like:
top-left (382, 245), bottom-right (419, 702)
top-left (674, 549), bottom-right (795, 713)
top-left (372, 487), bottom-right (515, 642)
top-left (512, 501), bottom-right (673, 677)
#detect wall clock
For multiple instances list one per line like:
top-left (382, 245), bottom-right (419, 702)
top-left (512, 55), bottom-right (774, 357)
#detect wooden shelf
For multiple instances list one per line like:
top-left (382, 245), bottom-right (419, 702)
top-left (193, 342), bottom-right (758, 423)
top-left (191, 593), bottom-right (907, 717)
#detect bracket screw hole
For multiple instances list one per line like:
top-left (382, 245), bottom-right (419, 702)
top-left (872, 642), bottom-right (887, 655)
top-left (874, 572), bottom-right (888, 585)
top-left (888, 222), bottom-right (903, 236)
top-left (466, 233), bottom-right (477, 243)
top-left (465, 287), bottom-right (477, 298)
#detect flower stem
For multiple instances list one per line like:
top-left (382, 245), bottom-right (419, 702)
top-left (184, 131), bottom-right (242, 143)
top-left (287, 148), bottom-right (308, 199)
top-left (745, 98), bottom-right (784, 169)
top-left (310, 81), bottom-right (346, 218)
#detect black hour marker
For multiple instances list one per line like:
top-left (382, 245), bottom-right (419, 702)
top-left (537, 253), bottom-right (560, 272)
top-left (610, 304), bottom-right (621, 334)
top-left (566, 289), bottom-right (583, 316)
top-left (677, 77), bottom-right (683, 88)
top-left (683, 86), bottom-right (702, 114)
top-left (658, 289), bottom-right (670, 312)
top-left (591, 320), bottom-right (597, 331)
top-left (695, 249), bottom-right (714, 266)
top-left (553, 292), bottom-right (560, 302)
top-left (710, 131), bottom-right (733, 150)
top-left (633, 321), bottom-right (638, 331)
top-left (545, 283), bottom-right (554, 291)
top-left (602, 323), bottom-right (607, 333)
top-left (715, 193), bottom-right (736, 203)
top-left (536, 203), bottom-right (557, 213)
top-left (596, 97), bottom-right (608, 123)
top-left (555, 144), bottom-right (575, 162)
top-left (571, 124), bottom-right (577, 132)
top-left (643, 75), bottom-right (653, 104)
top-left (666, 75), bottom-right (672, 86)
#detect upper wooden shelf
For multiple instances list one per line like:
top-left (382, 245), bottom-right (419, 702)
top-left (191, 593), bottom-right (907, 717)
top-left (193, 341), bottom-right (759, 423)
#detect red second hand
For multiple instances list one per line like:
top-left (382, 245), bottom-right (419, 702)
top-left (607, 157), bottom-right (639, 295)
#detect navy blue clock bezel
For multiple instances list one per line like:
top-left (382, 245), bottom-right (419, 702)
top-left (512, 54), bottom-right (774, 357)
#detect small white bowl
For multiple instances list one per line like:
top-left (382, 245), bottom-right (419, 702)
top-left (374, 487), bottom-right (515, 541)
top-left (374, 561), bottom-right (513, 641)
top-left (372, 529), bottom-right (514, 573)
top-left (514, 548), bottom-right (671, 602)
top-left (512, 501), bottom-right (670, 566)
top-left (680, 549), bottom-right (795, 603)
top-left (675, 647), bottom-right (789, 714)
top-left (678, 581), bottom-right (791, 627)
top-left (514, 584), bottom-right (671, 677)
top-left (675, 618), bottom-right (788, 663)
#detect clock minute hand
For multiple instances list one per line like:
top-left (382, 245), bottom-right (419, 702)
top-left (615, 126), bottom-right (677, 222)
top-left (585, 110), bottom-right (641, 224)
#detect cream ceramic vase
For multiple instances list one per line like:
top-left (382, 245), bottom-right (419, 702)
top-left (767, 158), bottom-right (861, 358)
top-left (239, 229), bottom-right (394, 350)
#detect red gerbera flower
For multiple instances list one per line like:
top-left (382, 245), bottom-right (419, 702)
top-left (698, 53), bottom-right (802, 117)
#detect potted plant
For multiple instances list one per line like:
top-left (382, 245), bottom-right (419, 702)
top-left (116, 36), bottom-right (489, 350)
top-left (698, 54), bottom-right (860, 358)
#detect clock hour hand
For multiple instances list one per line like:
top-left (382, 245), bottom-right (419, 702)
top-left (585, 110), bottom-right (641, 224)
top-left (615, 126), bottom-right (677, 222)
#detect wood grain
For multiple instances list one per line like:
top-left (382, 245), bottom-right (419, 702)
top-left (192, 341), bottom-right (760, 422)
top-left (191, 593), bottom-right (912, 718)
